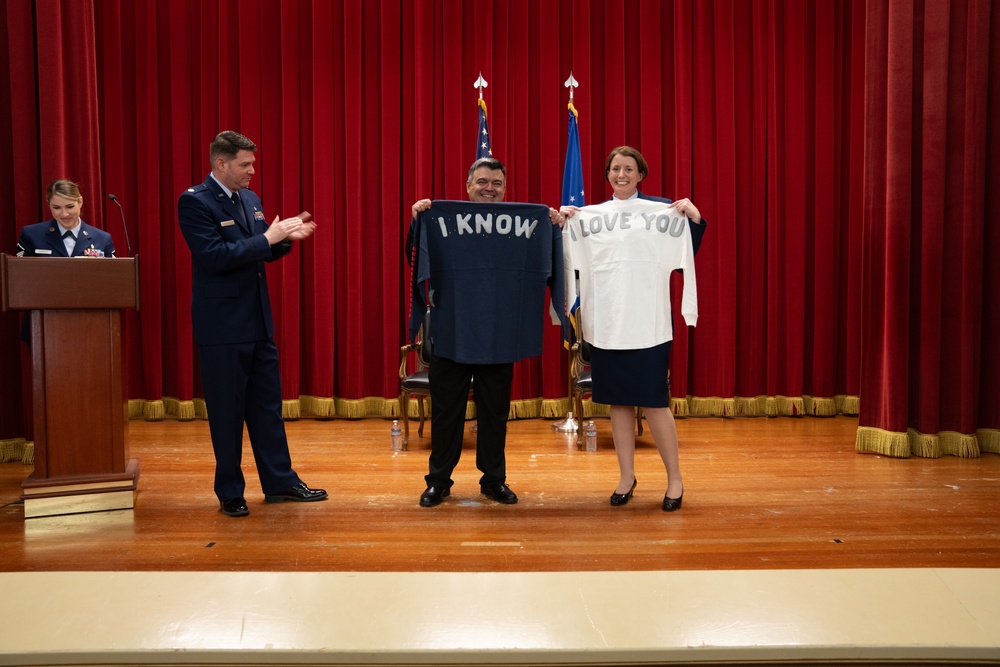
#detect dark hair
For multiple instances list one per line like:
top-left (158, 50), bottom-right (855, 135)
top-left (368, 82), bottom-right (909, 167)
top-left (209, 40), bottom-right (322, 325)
top-left (604, 145), bottom-right (649, 181)
top-left (467, 157), bottom-right (507, 184)
top-left (46, 179), bottom-right (82, 202)
top-left (209, 130), bottom-right (257, 163)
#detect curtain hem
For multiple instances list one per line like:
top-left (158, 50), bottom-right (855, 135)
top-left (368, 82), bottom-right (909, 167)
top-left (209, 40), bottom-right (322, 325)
top-left (856, 426), bottom-right (989, 459)
top-left (127, 395), bottom-right (872, 421)
top-left (1, 437), bottom-right (28, 463)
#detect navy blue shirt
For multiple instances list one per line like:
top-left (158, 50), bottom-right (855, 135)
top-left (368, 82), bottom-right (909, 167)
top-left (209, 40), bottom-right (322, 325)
top-left (410, 201), bottom-right (566, 364)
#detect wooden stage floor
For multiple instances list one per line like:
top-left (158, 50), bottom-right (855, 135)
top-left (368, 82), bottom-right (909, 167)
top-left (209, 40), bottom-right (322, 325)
top-left (1, 415), bottom-right (997, 572)
top-left (1, 415), bottom-right (999, 666)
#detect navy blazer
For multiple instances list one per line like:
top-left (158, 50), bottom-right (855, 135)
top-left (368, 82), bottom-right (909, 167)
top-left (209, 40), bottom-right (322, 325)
top-left (15, 219), bottom-right (116, 342)
top-left (16, 219), bottom-right (115, 258)
top-left (177, 175), bottom-right (292, 346)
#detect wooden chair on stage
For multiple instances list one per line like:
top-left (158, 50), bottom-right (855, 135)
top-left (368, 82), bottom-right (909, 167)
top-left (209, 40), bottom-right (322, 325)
top-left (398, 310), bottom-right (433, 449)
top-left (399, 308), bottom-right (477, 449)
top-left (398, 309), bottom-right (477, 449)
top-left (570, 310), bottom-right (651, 448)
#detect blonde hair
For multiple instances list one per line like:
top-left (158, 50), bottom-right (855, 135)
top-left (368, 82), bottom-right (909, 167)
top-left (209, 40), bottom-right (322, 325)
top-left (46, 179), bottom-right (83, 202)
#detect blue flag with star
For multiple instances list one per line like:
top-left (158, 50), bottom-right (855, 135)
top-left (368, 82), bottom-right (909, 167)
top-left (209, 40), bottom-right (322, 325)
top-left (476, 98), bottom-right (492, 160)
top-left (561, 102), bottom-right (585, 343)
top-left (561, 103), bottom-right (584, 207)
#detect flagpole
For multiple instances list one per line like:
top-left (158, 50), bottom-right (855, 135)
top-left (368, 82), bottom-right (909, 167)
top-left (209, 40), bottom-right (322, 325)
top-left (474, 73), bottom-right (492, 161)
top-left (552, 72), bottom-right (583, 434)
top-left (470, 73), bottom-right (492, 436)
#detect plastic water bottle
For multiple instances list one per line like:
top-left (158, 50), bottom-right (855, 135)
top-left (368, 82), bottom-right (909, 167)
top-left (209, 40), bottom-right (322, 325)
top-left (584, 420), bottom-right (598, 452)
top-left (390, 420), bottom-right (404, 451)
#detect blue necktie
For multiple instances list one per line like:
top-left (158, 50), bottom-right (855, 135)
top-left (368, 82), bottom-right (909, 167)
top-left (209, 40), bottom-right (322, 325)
top-left (231, 192), bottom-right (247, 225)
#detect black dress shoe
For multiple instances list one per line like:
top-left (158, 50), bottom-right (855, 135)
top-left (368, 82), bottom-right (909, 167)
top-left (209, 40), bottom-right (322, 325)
top-left (662, 488), bottom-right (684, 512)
top-left (610, 478), bottom-right (637, 506)
top-left (220, 497), bottom-right (249, 517)
top-left (481, 482), bottom-right (518, 504)
top-left (264, 482), bottom-right (328, 503)
top-left (419, 485), bottom-right (450, 507)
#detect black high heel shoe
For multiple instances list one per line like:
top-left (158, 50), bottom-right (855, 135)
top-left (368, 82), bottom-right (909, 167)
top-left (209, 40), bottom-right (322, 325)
top-left (610, 478), bottom-right (637, 506)
top-left (662, 487), bottom-right (683, 512)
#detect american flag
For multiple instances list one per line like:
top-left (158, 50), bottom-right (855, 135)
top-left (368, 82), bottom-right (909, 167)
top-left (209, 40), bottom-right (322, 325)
top-left (476, 98), bottom-right (492, 160)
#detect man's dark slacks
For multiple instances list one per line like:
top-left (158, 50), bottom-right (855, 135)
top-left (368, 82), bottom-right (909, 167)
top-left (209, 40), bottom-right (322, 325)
top-left (425, 355), bottom-right (514, 488)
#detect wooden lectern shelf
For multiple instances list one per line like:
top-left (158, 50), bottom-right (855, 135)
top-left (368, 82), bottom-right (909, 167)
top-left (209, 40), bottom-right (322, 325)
top-left (0, 254), bottom-right (140, 518)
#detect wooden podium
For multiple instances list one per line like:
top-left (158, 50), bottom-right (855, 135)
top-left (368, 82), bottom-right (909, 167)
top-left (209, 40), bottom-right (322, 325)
top-left (0, 254), bottom-right (140, 518)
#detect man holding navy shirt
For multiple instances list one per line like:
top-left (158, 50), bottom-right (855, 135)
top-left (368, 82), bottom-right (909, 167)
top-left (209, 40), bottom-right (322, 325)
top-left (408, 158), bottom-right (565, 507)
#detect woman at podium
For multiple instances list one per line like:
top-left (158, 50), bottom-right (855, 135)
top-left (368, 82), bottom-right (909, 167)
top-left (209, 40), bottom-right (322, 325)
top-left (12, 179), bottom-right (118, 447)
top-left (15, 179), bottom-right (116, 258)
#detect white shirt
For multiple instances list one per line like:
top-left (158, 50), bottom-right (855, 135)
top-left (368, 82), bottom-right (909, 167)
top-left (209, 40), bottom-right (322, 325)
top-left (563, 198), bottom-right (698, 349)
top-left (210, 173), bottom-right (235, 198)
top-left (61, 221), bottom-right (82, 256)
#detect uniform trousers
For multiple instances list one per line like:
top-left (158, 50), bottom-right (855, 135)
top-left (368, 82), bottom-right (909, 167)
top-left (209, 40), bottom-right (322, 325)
top-left (198, 338), bottom-right (300, 501)
top-left (425, 355), bottom-right (514, 488)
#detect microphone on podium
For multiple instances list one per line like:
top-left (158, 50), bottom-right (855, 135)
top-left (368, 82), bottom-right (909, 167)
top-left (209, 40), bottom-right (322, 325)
top-left (107, 193), bottom-right (132, 257)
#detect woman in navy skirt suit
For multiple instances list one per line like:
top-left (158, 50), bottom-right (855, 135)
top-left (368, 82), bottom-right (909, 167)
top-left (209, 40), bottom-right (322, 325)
top-left (562, 146), bottom-right (707, 511)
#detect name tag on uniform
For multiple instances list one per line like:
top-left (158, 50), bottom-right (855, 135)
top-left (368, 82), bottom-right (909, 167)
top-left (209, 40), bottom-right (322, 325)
top-left (221, 220), bottom-right (235, 227)
top-left (35, 249), bottom-right (52, 255)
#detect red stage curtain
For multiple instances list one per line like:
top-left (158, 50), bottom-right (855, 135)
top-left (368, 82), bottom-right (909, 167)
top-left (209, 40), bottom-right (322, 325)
top-left (1, 1), bottom-right (993, 461)
top-left (858, 0), bottom-right (999, 457)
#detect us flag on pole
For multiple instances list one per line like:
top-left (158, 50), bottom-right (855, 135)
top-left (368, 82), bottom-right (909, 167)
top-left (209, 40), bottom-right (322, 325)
top-left (476, 98), bottom-right (492, 159)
